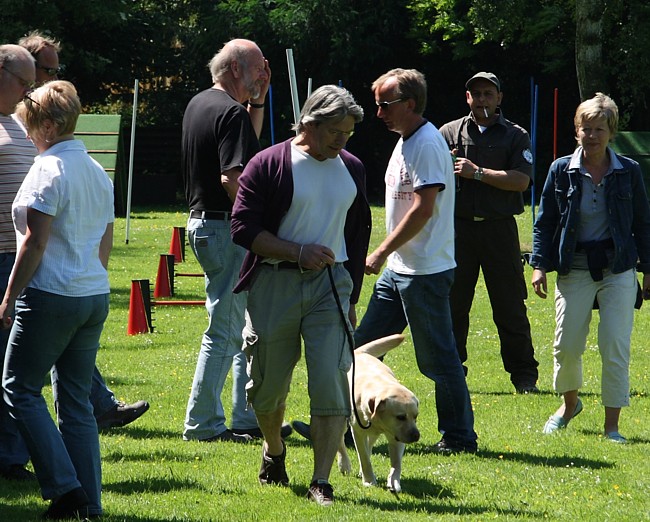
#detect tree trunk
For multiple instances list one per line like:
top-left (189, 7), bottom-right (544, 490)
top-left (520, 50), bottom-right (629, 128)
top-left (575, 0), bottom-right (609, 100)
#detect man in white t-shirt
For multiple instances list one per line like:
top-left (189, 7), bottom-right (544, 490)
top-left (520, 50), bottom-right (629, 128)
top-left (354, 68), bottom-right (478, 454)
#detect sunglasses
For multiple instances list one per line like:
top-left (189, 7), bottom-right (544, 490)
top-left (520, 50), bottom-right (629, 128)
top-left (375, 98), bottom-right (405, 110)
top-left (2, 66), bottom-right (35, 90)
top-left (37, 64), bottom-right (64, 77)
top-left (24, 92), bottom-right (43, 107)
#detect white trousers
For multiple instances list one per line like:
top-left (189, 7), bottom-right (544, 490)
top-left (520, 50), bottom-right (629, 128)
top-left (553, 268), bottom-right (637, 407)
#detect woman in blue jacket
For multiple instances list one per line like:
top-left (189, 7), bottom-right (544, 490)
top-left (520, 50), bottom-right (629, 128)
top-left (529, 93), bottom-right (650, 443)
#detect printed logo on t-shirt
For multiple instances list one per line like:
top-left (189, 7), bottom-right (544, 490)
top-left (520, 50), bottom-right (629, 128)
top-left (400, 165), bottom-right (412, 186)
top-left (523, 148), bottom-right (534, 164)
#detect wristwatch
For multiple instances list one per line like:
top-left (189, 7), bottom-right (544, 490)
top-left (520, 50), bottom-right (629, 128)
top-left (473, 167), bottom-right (484, 181)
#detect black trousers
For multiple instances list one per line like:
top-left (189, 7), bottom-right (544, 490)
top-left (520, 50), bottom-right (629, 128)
top-left (450, 216), bottom-right (539, 385)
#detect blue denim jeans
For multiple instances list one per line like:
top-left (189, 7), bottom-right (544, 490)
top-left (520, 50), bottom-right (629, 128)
top-left (89, 367), bottom-right (118, 417)
top-left (183, 217), bottom-right (257, 440)
top-left (0, 253), bottom-right (30, 471)
top-left (2, 288), bottom-right (109, 516)
top-left (354, 268), bottom-right (477, 449)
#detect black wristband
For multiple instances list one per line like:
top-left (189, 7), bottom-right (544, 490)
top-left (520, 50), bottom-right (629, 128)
top-left (249, 102), bottom-right (265, 109)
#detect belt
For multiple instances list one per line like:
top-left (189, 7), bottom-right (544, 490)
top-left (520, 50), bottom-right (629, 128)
top-left (273, 261), bottom-right (302, 270)
top-left (575, 238), bottom-right (614, 252)
top-left (190, 210), bottom-right (231, 220)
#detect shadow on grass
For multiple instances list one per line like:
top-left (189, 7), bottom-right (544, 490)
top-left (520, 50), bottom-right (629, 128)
top-left (428, 447), bottom-right (615, 470)
top-left (470, 389), bottom-right (600, 398)
top-left (579, 428), bottom-right (650, 444)
top-left (103, 448), bottom-right (190, 464)
top-left (101, 426), bottom-right (180, 440)
top-left (291, 480), bottom-right (544, 518)
top-left (0, 504), bottom-right (43, 521)
top-left (105, 476), bottom-right (206, 495)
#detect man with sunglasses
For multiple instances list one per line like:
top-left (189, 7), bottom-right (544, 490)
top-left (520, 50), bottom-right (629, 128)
top-left (355, 68), bottom-right (477, 455)
top-left (18, 32), bottom-right (63, 85)
top-left (0, 44), bottom-right (38, 482)
top-left (439, 72), bottom-right (539, 394)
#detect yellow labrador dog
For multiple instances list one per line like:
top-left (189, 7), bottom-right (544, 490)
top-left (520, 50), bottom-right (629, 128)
top-left (337, 334), bottom-right (420, 493)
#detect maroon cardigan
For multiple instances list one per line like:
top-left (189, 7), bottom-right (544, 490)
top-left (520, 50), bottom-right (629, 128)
top-left (231, 139), bottom-right (371, 304)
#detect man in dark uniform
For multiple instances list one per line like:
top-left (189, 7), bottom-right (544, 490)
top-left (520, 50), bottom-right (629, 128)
top-left (439, 72), bottom-right (539, 393)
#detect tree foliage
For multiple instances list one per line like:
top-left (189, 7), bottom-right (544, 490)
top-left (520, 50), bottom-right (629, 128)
top-left (2, 0), bottom-right (649, 194)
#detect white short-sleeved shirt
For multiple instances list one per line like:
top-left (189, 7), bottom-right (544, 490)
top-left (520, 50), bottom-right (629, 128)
top-left (385, 121), bottom-right (456, 275)
top-left (269, 143), bottom-right (356, 262)
top-left (13, 139), bottom-right (114, 297)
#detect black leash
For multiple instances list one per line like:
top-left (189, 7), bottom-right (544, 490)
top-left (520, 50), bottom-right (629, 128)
top-left (326, 265), bottom-right (371, 430)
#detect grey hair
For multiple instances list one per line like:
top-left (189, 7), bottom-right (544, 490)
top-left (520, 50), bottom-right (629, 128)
top-left (0, 44), bottom-right (35, 67)
top-left (293, 85), bottom-right (364, 133)
top-left (207, 39), bottom-right (257, 84)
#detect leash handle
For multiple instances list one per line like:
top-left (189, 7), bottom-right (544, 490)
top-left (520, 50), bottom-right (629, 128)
top-left (326, 265), bottom-right (371, 430)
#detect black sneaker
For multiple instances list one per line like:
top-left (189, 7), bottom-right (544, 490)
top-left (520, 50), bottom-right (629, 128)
top-left (42, 486), bottom-right (91, 520)
top-left (432, 438), bottom-right (477, 455)
top-left (231, 423), bottom-right (293, 440)
top-left (0, 464), bottom-right (36, 481)
top-left (307, 480), bottom-right (334, 506)
top-left (96, 400), bottom-right (150, 430)
top-left (514, 383), bottom-right (540, 394)
top-left (292, 420), bottom-right (354, 448)
top-left (259, 442), bottom-right (289, 486)
top-left (199, 429), bottom-right (254, 443)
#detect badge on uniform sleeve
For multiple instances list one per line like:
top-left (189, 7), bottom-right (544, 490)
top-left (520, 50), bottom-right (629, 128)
top-left (522, 148), bottom-right (534, 164)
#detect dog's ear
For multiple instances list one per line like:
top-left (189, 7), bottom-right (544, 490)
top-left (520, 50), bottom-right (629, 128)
top-left (369, 398), bottom-right (387, 416)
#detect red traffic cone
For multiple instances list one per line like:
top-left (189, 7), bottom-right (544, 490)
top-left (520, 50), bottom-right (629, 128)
top-left (169, 226), bottom-right (185, 263)
top-left (154, 254), bottom-right (175, 298)
top-left (128, 279), bottom-right (153, 335)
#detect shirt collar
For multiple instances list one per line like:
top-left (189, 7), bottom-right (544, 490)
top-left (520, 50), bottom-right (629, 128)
top-left (569, 146), bottom-right (624, 173)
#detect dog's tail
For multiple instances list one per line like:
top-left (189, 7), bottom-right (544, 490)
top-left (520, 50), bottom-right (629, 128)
top-left (355, 334), bottom-right (405, 358)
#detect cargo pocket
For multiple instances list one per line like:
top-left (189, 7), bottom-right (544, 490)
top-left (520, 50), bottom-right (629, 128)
top-left (242, 322), bottom-right (260, 403)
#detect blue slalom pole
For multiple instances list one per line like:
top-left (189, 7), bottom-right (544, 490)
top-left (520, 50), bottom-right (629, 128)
top-left (269, 84), bottom-right (276, 145)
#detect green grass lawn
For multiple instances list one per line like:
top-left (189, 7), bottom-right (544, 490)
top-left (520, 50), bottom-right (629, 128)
top-left (1, 204), bottom-right (648, 521)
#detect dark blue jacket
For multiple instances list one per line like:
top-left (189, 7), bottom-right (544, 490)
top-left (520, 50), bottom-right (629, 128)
top-left (530, 149), bottom-right (650, 275)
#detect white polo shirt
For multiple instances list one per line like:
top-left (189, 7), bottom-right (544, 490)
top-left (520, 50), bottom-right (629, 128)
top-left (13, 139), bottom-right (114, 297)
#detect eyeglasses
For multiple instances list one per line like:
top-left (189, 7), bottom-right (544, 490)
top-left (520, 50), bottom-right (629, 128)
top-left (23, 91), bottom-right (53, 121)
top-left (375, 98), bottom-right (405, 110)
top-left (37, 64), bottom-right (64, 77)
top-left (24, 92), bottom-right (43, 107)
top-left (2, 66), bottom-right (35, 90)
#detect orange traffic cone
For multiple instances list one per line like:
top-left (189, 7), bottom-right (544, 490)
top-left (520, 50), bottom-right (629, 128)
top-left (169, 226), bottom-right (185, 263)
top-left (154, 254), bottom-right (175, 298)
top-left (127, 279), bottom-right (153, 335)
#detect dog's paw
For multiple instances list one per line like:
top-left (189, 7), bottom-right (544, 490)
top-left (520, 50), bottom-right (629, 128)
top-left (387, 479), bottom-right (402, 493)
top-left (387, 470), bottom-right (402, 493)
top-left (337, 453), bottom-right (352, 475)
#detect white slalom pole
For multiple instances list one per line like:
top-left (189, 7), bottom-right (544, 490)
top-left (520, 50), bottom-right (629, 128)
top-left (125, 79), bottom-right (138, 244)
top-left (286, 49), bottom-right (300, 129)
top-left (307, 77), bottom-right (312, 99)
